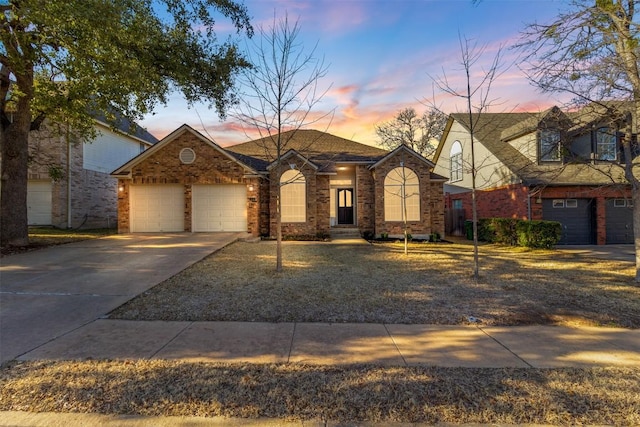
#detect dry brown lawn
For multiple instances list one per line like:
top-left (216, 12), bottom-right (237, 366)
top-left (110, 240), bottom-right (640, 328)
top-left (3, 240), bottom-right (640, 424)
top-left (1, 360), bottom-right (639, 425)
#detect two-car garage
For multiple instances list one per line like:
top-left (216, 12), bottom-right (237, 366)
top-left (542, 197), bottom-right (633, 244)
top-left (129, 184), bottom-right (247, 233)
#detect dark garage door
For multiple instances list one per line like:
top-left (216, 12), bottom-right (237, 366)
top-left (542, 198), bottom-right (594, 245)
top-left (606, 198), bottom-right (633, 244)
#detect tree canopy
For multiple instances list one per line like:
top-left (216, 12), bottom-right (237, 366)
top-left (375, 107), bottom-right (446, 159)
top-left (518, 0), bottom-right (640, 281)
top-left (0, 0), bottom-right (253, 246)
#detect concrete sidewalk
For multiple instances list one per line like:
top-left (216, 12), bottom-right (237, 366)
top-left (16, 319), bottom-right (640, 368)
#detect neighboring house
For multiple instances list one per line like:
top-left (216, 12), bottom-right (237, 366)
top-left (111, 125), bottom-right (446, 239)
top-left (28, 118), bottom-right (157, 229)
top-left (433, 103), bottom-right (634, 244)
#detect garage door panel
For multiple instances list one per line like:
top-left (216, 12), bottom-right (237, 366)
top-left (193, 185), bottom-right (247, 232)
top-left (130, 185), bottom-right (184, 232)
top-left (27, 181), bottom-right (52, 225)
top-left (606, 199), bottom-right (634, 244)
top-left (542, 198), bottom-right (594, 245)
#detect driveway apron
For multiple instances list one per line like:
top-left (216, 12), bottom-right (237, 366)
top-left (0, 232), bottom-right (241, 364)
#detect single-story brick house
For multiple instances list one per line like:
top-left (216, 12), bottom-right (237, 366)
top-left (111, 125), bottom-right (446, 238)
top-left (433, 103), bottom-right (635, 244)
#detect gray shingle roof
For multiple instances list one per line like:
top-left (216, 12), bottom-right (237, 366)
top-left (449, 107), bottom-right (630, 186)
top-left (226, 129), bottom-right (389, 172)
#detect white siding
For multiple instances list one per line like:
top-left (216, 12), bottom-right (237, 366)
top-left (83, 125), bottom-right (144, 173)
top-left (434, 119), bottom-right (517, 191)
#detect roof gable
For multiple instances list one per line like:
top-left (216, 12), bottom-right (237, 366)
top-left (369, 144), bottom-right (435, 170)
top-left (111, 124), bottom-right (257, 176)
top-left (266, 149), bottom-right (319, 171)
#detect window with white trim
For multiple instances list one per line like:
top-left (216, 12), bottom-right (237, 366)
top-left (450, 141), bottom-right (463, 182)
top-left (384, 166), bottom-right (420, 221)
top-left (280, 169), bottom-right (306, 222)
top-left (596, 127), bottom-right (617, 161)
top-left (539, 129), bottom-right (561, 161)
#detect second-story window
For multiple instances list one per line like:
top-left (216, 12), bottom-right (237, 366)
top-left (539, 129), bottom-right (561, 162)
top-left (596, 127), bottom-right (617, 161)
top-left (450, 141), bottom-right (463, 182)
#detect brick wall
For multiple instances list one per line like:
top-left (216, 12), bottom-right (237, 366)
top-left (28, 125), bottom-right (118, 229)
top-left (118, 130), bottom-right (261, 236)
top-left (536, 185), bottom-right (631, 245)
top-left (448, 184), bottom-right (632, 245)
top-left (356, 165), bottom-right (376, 234)
top-left (448, 184), bottom-right (530, 222)
top-left (268, 160), bottom-right (319, 237)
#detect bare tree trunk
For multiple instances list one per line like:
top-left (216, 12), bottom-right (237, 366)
top-left (276, 186), bottom-right (283, 272)
top-left (1, 70), bottom-right (33, 247)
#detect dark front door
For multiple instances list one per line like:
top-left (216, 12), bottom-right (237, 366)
top-left (337, 188), bottom-right (354, 224)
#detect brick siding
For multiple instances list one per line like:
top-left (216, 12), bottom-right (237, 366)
top-left (372, 151), bottom-right (444, 238)
top-left (118, 130), bottom-right (262, 236)
top-left (28, 126), bottom-right (118, 229)
top-left (448, 184), bottom-right (632, 245)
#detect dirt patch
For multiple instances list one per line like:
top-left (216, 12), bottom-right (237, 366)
top-left (109, 240), bottom-right (640, 328)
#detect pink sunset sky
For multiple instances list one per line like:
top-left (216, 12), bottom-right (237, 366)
top-left (140, 0), bottom-right (571, 147)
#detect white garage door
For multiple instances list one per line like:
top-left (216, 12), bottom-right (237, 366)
top-left (27, 180), bottom-right (52, 225)
top-left (193, 184), bottom-right (247, 232)
top-left (130, 185), bottom-right (184, 232)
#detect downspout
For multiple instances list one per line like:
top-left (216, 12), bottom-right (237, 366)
top-left (66, 123), bottom-right (71, 228)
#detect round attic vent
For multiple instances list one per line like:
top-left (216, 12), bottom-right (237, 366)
top-left (179, 148), bottom-right (196, 164)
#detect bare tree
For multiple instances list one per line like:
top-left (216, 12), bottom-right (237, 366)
top-left (375, 107), bottom-right (446, 158)
top-left (433, 36), bottom-right (507, 280)
top-left (518, 0), bottom-right (640, 281)
top-left (234, 14), bottom-right (331, 272)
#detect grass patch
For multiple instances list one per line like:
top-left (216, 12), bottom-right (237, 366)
top-left (1, 227), bottom-right (116, 257)
top-left (1, 360), bottom-right (638, 424)
top-left (109, 240), bottom-right (640, 327)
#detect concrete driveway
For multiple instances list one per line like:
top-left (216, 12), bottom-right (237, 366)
top-left (0, 232), bottom-right (244, 364)
top-left (557, 244), bottom-right (635, 262)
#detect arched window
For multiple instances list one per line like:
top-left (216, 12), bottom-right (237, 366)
top-left (596, 127), bottom-right (617, 161)
top-left (280, 169), bottom-right (306, 222)
top-left (384, 167), bottom-right (420, 221)
top-left (450, 141), bottom-right (463, 182)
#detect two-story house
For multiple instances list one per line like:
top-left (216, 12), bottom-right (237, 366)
top-left (28, 117), bottom-right (158, 229)
top-left (433, 103), bottom-right (634, 244)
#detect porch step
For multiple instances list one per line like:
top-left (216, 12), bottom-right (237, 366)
top-left (330, 227), bottom-right (361, 239)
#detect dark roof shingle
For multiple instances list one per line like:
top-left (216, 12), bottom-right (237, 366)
top-left (226, 129), bottom-right (388, 171)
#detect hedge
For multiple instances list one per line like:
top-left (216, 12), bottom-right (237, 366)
top-left (466, 218), bottom-right (562, 249)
